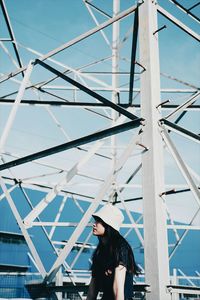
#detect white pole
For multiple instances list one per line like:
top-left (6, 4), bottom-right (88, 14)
top-left (139, 1), bottom-right (170, 299)
top-left (111, 0), bottom-right (120, 200)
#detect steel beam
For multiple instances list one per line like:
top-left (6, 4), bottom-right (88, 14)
top-left (139, 1), bottom-right (170, 299)
top-left (157, 5), bottom-right (200, 42)
top-left (35, 59), bottom-right (138, 121)
top-left (40, 4), bottom-right (138, 62)
top-left (164, 91), bottom-right (200, 120)
top-left (0, 177), bottom-right (46, 277)
top-left (49, 196), bottom-right (68, 239)
top-left (44, 130), bottom-right (142, 283)
top-left (84, 0), bottom-right (112, 19)
top-left (0, 0), bottom-right (24, 72)
top-left (1, 99), bottom-right (200, 111)
top-left (129, 7), bottom-right (139, 105)
top-left (22, 139), bottom-right (111, 227)
top-left (161, 119), bottom-right (200, 143)
top-left (84, 0), bottom-right (110, 47)
top-left (0, 119), bottom-right (142, 171)
top-left (116, 188), bottom-right (144, 246)
top-left (160, 128), bottom-right (200, 207)
top-left (169, 208), bottom-right (200, 260)
top-left (168, 0), bottom-right (200, 23)
top-left (22, 107), bottom-right (138, 225)
top-left (110, 0), bottom-right (120, 203)
top-left (0, 3), bottom-right (138, 84)
top-left (0, 61), bottom-right (33, 153)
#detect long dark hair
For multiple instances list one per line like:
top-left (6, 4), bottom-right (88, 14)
top-left (91, 218), bottom-right (139, 276)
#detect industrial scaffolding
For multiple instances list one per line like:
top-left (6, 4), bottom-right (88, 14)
top-left (0, 0), bottom-right (199, 299)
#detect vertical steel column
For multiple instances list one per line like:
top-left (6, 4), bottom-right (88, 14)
top-left (139, 1), bottom-right (170, 299)
top-left (111, 0), bottom-right (120, 199)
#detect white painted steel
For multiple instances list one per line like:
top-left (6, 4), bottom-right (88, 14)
top-left (163, 123), bottom-right (200, 144)
top-left (40, 4), bottom-right (137, 62)
top-left (23, 107), bottom-right (135, 226)
top-left (139, 1), bottom-right (170, 299)
top-left (23, 140), bottom-right (105, 227)
top-left (171, 269), bottom-right (179, 300)
top-left (116, 188), bottom-right (144, 246)
top-left (0, 177), bottom-right (46, 277)
top-left (0, 41), bottom-right (19, 68)
top-left (0, 1), bottom-right (199, 295)
top-left (0, 4), bottom-right (138, 85)
top-left (161, 128), bottom-right (200, 207)
top-left (157, 5), bottom-right (200, 42)
top-left (110, 0), bottom-right (120, 202)
top-left (177, 269), bottom-right (196, 287)
top-left (0, 61), bottom-right (33, 153)
top-left (70, 231), bottom-right (93, 269)
top-left (164, 91), bottom-right (200, 120)
top-left (45, 130), bottom-right (142, 283)
top-left (0, 184), bottom-right (16, 202)
top-left (49, 196), bottom-right (68, 239)
top-left (83, 0), bottom-right (111, 47)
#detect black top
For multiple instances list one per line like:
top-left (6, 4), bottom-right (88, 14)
top-left (92, 239), bottom-right (134, 300)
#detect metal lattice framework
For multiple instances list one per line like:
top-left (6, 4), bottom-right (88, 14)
top-left (0, 0), bottom-right (200, 299)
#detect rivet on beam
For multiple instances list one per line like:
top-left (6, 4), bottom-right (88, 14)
top-left (156, 99), bottom-right (170, 109)
top-left (159, 189), bottom-right (176, 196)
top-left (135, 61), bottom-right (146, 72)
top-left (136, 142), bottom-right (149, 151)
top-left (153, 25), bottom-right (167, 35)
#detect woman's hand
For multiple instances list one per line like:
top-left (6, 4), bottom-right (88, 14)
top-left (113, 265), bottom-right (126, 300)
top-left (105, 269), bottom-right (112, 276)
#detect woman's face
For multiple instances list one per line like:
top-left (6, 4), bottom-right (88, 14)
top-left (93, 218), bottom-right (105, 236)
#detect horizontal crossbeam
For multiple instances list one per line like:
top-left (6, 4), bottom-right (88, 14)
top-left (0, 119), bottom-right (142, 171)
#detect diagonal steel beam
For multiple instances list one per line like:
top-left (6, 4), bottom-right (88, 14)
top-left (0, 0), bottom-right (24, 72)
top-left (157, 5), bottom-right (200, 42)
top-left (0, 4), bottom-right (138, 84)
top-left (83, 0), bottom-right (111, 47)
top-left (22, 118), bottom-right (141, 227)
top-left (161, 119), bottom-right (200, 143)
top-left (49, 196), bottom-right (68, 239)
top-left (164, 91), bottom-right (200, 120)
top-left (35, 59), bottom-right (139, 121)
top-left (129, 7), bottom-right (139, 105)
top-left (0, 61), bottom-right (33, 153)
top-left (40, 4), bottom-right (138, 62)
top-left (22, 141), bottom-right (109, 227)
top-left (0, 177), bottom-right (46, 277)
top-left (160, 127), bottom-right (200, 207)
top-left (44, 130), bottom-right (142, 283)
top-left (116, 188), bottom-right (144, 246)
top-left (20, 187), bottom-right (78, 284)
top-left (0, 120), bottom-right (142, 172)
top-left (168, 0), bottom-right (200, 23)
top-left (169, 207), bottom-right (200, 260)
top-left (0, 41), bottom-right (19, 68)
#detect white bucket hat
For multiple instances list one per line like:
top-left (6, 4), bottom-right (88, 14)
top-left (92, 204), bottom-right (124, 232)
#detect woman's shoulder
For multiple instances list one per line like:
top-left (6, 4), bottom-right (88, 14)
top-left (118, 235), bottom-right (131, 246)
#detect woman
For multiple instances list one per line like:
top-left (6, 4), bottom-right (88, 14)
top-left (87, 203), bottom-right (139, 300)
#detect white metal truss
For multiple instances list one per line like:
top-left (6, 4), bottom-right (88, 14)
top-left (0, 0), bottom-right (200, 299)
